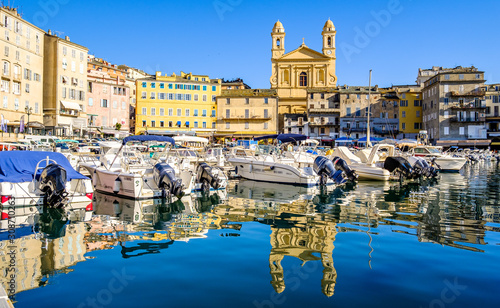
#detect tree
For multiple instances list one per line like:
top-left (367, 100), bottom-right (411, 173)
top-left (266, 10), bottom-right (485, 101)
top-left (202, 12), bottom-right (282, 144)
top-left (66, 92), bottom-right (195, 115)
top-left (115, 123), bottom-right (122, 130)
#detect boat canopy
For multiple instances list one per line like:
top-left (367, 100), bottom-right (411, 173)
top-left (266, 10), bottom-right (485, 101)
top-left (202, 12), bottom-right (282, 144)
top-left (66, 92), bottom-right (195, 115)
top-left (122, 135), bottom-right (175, 145)
top-left (254, 134), bottom-right (307, 143)
top-left (0, 151), bottom-right (88, 183)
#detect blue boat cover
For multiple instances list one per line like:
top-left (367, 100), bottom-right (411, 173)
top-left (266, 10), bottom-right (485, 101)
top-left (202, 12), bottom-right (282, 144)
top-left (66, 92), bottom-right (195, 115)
top-left (122, 135), bottom-right (175, 145)
top-left (254, 134), bottom-right (307, 143)
top-left (0, 151), bottom-right (88, 183)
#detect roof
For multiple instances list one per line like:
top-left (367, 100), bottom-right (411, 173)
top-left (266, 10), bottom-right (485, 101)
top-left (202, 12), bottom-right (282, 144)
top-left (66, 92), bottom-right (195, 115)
top-left (273, 20), bottom-right (284, 31)
top-left (323, 19), bottom-right (335, 30)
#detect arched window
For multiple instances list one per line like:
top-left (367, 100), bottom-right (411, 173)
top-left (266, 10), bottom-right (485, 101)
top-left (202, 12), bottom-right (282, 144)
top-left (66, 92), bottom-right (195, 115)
top-left (327, 37), bottom-right (331, 47)
top-left (276, 39), bottom-right (280, 47)
top-left (299, 72), bottom-right (307, 87)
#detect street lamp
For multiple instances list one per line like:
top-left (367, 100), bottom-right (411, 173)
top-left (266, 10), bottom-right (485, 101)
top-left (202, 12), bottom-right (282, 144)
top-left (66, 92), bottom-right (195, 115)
top-left (25, 106), bottom-right (33, 135)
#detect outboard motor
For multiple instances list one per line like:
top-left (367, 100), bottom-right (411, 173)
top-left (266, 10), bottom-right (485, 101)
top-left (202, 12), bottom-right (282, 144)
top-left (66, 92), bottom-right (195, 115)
top-left (153, 163), bottom-right (185, 199)
top-left (313, 156), bottom-right (346, 185)
top-left (407, 156), bottom-right (439, 178)
top-left (38, 164), bottom-right (68, 208)
top-left (331, 156), bottom-right (358, 182)
top-left (196, 163), bottom-right (221, 193)
top-left (383, 156), bottom-right (414, 180)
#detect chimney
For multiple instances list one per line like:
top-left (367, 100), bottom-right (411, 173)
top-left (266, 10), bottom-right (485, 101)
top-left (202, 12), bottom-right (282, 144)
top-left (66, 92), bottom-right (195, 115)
top-left (48, 29), bottom-right (52, 35)
top-left (65, 36), bottom-right (70, 41)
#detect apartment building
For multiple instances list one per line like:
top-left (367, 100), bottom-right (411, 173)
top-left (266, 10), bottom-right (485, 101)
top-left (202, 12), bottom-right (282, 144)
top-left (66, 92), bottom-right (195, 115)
top-left (0, 6), bottom-right (44, 139)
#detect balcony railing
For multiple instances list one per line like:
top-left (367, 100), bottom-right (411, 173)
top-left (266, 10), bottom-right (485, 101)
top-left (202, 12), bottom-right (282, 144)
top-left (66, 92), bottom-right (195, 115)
top-left (60, 109), bottom-right (80, 117)
top-left (450, 90), bottom-right (485, 97)
top-left (309, 121), bottom-right (339, 126)
top-left (450, 103), bottom-right (486, 109)
top-left (342, 127), bottom-right (366, 132)
top-left (309, 108), bottom-right (341, 113)
top-left (450, 116), bottom-right (485, 123)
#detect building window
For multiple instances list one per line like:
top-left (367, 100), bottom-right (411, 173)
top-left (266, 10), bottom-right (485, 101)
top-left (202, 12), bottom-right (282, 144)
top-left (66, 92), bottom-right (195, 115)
top-left (160, 108), bottom-right (165, 116)
top-left (113, 101), bottom-right (118, 109)
top-left (444, 127), bottom-right (449, 135)
top-left (202, 109), bottom-right (207, 117)
top-left (151, 108), bottom-right (156, 116)
top-left (402, 111), bottom-right (406, 118)
top-left (168, 121), bottom-right (173, 127)
top-left (226, 122), bottom-right (230, 129)
top-left (185, 109), bottom-right (190, 117)
top-left (245, 122), bottom-right (249, 129)
top-left (459, 74), bottom-right (464, 80)
top-left (151, 121), bottom-right (155, 127)
top-left (142, 120), bottom-right (146, 127)
top-left (194, 109), bottom-right (198, 116)
top-left (264, 109), bottom-right (268, 118)
top-left (88, 97), bottom-right (93, 106)
top-left (402, 123), bottom-right (406, 130)
top-left (177, 108), bottom-right (181, 116)
top-left (264, 122), bottom-right (268, 129)
top-left (151, 83), bottom-right (156, 88)
top-left (245, 109), bottom-right (249, 118)
top-left (141, 91), bottom-right (147, 99)
top-left (142, 107), bottom-right (147, 115)
top-left (416, 110), bottom-right (420, 117)
top-left (444, 110), bottom-right (449, 118)
top-left (150, 92), bottom-right (156, 99)
top-left (299, 72), bottom-right (307, 87)
top-left (160, 121), bottom-right (164, 127)
top-left (194, 121), bottom-right (198, 128)
top-left (264, 98), bottom-right (269, 104)
top-left (202, 122), bottom-right (207, 128)
top-left (211, 110), bottom-right (216, 117)
top-left (346, 107), bottom-right (351, 116)
top-left (194, 94), bottom-right (199, 101)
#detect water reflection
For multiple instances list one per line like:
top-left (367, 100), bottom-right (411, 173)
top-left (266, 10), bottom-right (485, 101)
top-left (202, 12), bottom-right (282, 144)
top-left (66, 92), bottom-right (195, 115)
top-left (3, 162), bottom-right (500, 303)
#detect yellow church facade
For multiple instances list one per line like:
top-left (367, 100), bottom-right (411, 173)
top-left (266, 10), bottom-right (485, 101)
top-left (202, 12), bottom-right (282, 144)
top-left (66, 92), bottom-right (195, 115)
top-left (270, 19), bottom-right (338, 115)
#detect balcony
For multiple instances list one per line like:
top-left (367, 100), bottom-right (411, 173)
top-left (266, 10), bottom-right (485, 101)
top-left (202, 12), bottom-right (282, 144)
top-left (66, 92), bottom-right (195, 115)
top-left (60, 109), bottom-right (80, 117)
top-left (450, 103), bottom-right (486, 110)
top-left (450, 116), bottom-right (485, 123)
top-left (450, 90), bottom-right (485, 97)
top-left (309, 108), bottom-right (341, 113)
top-left (309, 121), bottom-right (339, 127)
top-left (217, 115), bottom-right (272, 121)
top-left (342, 127), bottom-right (367, 132)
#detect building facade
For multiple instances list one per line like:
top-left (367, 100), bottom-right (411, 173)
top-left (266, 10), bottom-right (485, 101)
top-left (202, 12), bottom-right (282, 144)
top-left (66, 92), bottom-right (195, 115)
top-left (119, 65), bottom-right (151, 135)
top-left (270, 20), bottom-right (337, 119)
top-left (43, 31), bottom-right (88, 137)
top-left (392, 85), bottom-right (423, 139)
top-left (135, 71), bottom-right (220, 138)
top-left (421, 66), bottom-right (488, 147)
top-left (0, 6), bottom-right (45, 139)
top-left (483, 84), bottom-right (500, 148)
top-left (215, 89), bottom-right (278, 140)
top-left (306, 89), bottom-right (340, 142)
top-left (86, 57), bottom-right (130, 137)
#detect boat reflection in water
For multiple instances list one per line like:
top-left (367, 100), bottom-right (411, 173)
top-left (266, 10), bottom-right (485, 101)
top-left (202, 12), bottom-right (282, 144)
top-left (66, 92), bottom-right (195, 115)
top-left (0, 201), bottom-right (92, 297)
top-left (87, 191), bottom-right (227, 258)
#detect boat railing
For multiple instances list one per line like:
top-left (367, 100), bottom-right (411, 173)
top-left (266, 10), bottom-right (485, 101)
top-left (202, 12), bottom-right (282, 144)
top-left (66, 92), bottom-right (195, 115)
top-left (32, 156), bottom-right (59, 189)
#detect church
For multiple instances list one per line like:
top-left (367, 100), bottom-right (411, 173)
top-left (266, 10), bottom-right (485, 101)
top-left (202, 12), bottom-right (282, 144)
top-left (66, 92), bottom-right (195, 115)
top-left (270, 19), bottom-right (337, 115)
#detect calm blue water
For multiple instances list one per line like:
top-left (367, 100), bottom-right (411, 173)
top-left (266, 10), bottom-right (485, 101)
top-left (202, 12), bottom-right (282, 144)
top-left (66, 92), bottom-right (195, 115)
top-left (2, 161), bottom-right (500, 307)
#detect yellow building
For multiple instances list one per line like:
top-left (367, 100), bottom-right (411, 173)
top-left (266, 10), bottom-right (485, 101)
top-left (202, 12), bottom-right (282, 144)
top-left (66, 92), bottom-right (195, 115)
top-left (135, 71), bottom-right (220, 138)
top-left (43, 31), bottom-right (88, 137)
top-left (215, 89), bottom-right (279, 140)
top-left (393, 86), bottom-right (423, 138)
top-left (270, 19), bottom-right (337, 118)
top-left (0, 6), bottom-right (45, 140)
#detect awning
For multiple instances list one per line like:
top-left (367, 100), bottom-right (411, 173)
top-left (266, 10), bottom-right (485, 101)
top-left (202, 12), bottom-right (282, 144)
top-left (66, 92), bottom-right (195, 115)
top-left (185, 121), bottom-right (190, 126)
top-left (177, 121), bottom-right (181, 126)
top-left (27, 121), bottom-right (45, 128)
top-left (60, 100), bottom-right (82, 111)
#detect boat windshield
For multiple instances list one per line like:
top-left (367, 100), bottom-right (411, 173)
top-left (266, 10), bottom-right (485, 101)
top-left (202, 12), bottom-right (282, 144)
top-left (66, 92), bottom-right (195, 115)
top-left (428, 148), bottom-right (441, 154)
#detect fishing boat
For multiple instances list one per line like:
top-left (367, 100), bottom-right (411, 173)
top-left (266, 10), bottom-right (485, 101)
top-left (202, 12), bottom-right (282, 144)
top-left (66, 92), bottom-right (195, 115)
top-left (0, 151), bottom-right (93, 211)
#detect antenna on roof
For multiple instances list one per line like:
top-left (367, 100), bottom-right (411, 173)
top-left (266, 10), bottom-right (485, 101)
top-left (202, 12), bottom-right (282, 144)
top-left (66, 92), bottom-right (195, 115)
top-left (55, 31), bottom-right (64, 37)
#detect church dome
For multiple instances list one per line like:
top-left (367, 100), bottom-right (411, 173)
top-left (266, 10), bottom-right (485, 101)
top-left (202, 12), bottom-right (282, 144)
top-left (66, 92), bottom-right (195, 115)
top-left (273, 20), bottom-right (284, 32)
top-left (323, 19), bottom-right (335, 30)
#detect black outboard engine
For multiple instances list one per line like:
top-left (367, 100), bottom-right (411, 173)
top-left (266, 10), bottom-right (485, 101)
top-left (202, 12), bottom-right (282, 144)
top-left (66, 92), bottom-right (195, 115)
top-left (331, 157), bottom-right (358, 182)
top-left (383, 156), bottom-right (414, 180)
top-left (38, 164), bottom-right (68, 208)
top-left (408, 156), bottom-right (439, 178)
top-left (313, 156), bottom-right (346, 185)
top-left (153, 163), bottom-right (185, 199)
top-left (196, 163), bottom-right (221, 193)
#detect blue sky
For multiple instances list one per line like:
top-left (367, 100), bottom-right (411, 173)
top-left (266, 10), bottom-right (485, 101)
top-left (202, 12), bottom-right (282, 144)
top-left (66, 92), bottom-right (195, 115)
top-left (15, 0), bottom-right (500, 88)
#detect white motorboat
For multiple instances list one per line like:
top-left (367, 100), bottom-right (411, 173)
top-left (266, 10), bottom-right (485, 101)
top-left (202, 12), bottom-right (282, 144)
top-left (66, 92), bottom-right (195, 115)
top-left (408, 146), bottom-right (467, 172)
top-left (80, 136), bottom-right (226, 200)
top-left (0, 151), bottom-right (93, 211)
top-left (228, 134), bottom-right (357, 187)
top-left (330, 146), bottom-right (391, 181)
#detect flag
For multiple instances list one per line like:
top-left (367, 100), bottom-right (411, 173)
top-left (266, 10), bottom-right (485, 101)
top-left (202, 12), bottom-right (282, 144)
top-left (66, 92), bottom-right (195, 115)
top-left (20, 115), bottom-right (25, 133)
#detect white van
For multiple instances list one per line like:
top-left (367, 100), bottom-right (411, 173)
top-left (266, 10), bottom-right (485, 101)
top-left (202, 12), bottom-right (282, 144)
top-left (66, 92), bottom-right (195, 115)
top-left (21, 135), bottom-right (61, 149)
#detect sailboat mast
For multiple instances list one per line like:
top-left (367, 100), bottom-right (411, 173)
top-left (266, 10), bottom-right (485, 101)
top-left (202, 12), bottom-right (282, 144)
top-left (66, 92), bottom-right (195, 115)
top-left (367, 70), bottom-right (372, 148)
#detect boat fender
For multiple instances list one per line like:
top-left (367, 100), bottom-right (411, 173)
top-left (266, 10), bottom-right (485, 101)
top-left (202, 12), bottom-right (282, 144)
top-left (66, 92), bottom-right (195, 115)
top-left (92, 170), bottom-right (97, 187)
top-left (113, 177), bottom-right (122, 194)
top-left (249, 165), bottom-right (252, 173)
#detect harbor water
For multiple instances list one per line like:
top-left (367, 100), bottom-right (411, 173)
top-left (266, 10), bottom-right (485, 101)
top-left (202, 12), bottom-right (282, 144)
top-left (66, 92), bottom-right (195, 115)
top-left (2, 161), bottom-right (500, 307)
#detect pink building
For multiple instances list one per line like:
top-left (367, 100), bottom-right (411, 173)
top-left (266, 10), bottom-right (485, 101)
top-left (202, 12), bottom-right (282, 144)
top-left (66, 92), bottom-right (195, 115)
top-left (86, 57), bottom-right (130, 137)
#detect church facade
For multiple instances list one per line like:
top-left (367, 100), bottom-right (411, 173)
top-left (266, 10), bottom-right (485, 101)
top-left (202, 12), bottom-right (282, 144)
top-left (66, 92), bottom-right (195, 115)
top-left (270, 19), bottom-right (337, 117)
